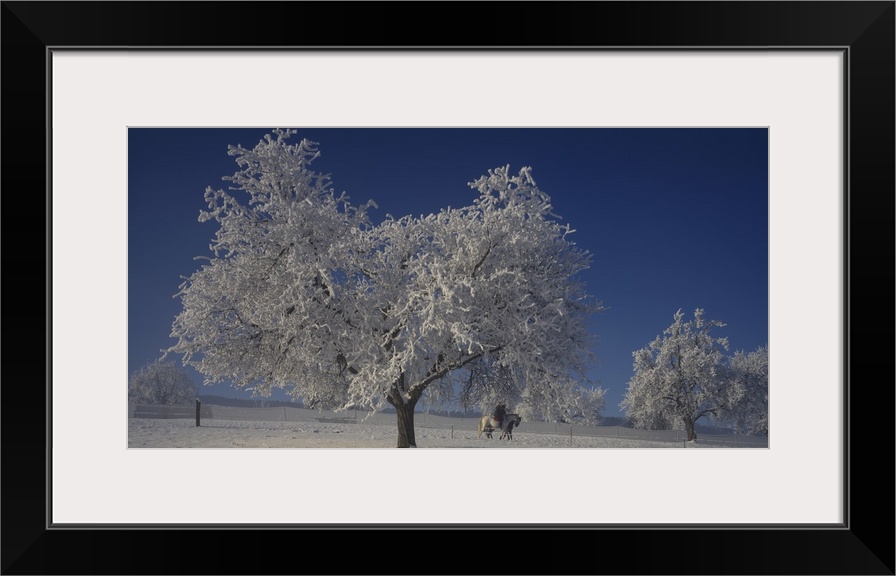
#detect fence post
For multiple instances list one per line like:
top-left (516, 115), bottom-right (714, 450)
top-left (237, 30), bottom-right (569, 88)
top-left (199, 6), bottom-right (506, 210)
top-left (195, 399), bottom-right (201, 427)
top-left (451, 426), bottom-right (454, 439)
top-left (569, 426), bottom-right (573, 445)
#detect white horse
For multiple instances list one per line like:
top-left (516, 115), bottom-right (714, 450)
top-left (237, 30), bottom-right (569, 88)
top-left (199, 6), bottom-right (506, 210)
top-left (477, 413), bottom-right (522, 440)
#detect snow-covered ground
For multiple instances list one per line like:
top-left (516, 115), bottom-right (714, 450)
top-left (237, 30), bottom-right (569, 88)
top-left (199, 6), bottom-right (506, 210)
top-left (129, 416), bottom-right (729, 449)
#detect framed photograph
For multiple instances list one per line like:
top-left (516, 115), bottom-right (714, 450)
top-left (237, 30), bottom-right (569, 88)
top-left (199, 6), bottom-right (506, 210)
top-left (6, 2), bottom-right (892, 574)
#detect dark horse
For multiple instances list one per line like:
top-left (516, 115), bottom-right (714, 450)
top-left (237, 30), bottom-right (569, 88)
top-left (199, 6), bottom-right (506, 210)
top-left (499, 415), bottom-right (521, 440)
top-left (477, 413), bottom-right (522, 440)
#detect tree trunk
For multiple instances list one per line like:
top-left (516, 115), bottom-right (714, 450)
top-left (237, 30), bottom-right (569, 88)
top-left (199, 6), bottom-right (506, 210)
top-left (394, 400), bottom-right (418, 448)
top-left (387, 374), bottom-right (423, 447)
top-left (684, 416), bottom-right (697, 441)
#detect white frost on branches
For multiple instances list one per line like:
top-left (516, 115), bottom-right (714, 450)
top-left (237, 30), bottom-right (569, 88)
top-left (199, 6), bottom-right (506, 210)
top-left (128, 360), bottom-right (198, 416)
top-left (724, 346), bottom-right (769, 436)
top-left (619, 309), bottom-right (731, 440)
top-left (165, 130), bottom-right (602, 446)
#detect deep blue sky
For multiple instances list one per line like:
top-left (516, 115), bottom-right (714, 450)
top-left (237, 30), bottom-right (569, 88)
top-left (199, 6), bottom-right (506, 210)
top-left (129, 128), bottom-right (768, 418)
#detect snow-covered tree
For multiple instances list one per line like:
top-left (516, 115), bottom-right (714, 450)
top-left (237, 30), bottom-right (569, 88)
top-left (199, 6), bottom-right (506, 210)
top-left (567, 385), bottom-right (608, 426)
top-left (128, 360), bottom-right (198, 416)
top-left (724, 346), bottom-right (769, 436)
top-left (619, 309), bottom-right (730, 441)
top-left (516, 379), bottom-right (607, 425)
top-left (166, 130), bottom-right (601, 447)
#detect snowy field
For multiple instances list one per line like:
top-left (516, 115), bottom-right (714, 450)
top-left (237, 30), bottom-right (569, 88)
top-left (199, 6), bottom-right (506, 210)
top-left (128, 415), bottom-right (737, 449)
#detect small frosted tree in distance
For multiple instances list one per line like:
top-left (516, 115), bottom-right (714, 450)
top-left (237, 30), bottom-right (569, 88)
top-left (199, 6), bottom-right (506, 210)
top-left (569, 385), bottom-right (608, 426)
top-left (128, 360), bottom-right (198, 416)
top-left (620, 309), bottom-right (730, 441)
top-left (725, 346), bottom-right (769, 436)
top-left (166, 130), bottom-right (601, 447)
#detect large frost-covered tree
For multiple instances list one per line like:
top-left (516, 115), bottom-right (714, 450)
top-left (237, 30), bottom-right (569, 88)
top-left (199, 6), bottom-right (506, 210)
top-left (619, 309), bottom-right (731, 441)
top-left (166, 130), bottom-right (601, 447)
top-left (724, 346), bottom-right (769, 436)
top-left (128, 360), bottom-right (198, 416)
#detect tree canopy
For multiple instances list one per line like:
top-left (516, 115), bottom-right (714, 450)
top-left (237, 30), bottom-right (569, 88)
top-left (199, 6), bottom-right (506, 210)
top-left (166, 130), bottom-right (603, 446)
top-left (619, 308), bottom-right (732, 440)
top-left (128, 360), bottom-right (197, 416)
top-left (725, 346), bottom-right (769, 436)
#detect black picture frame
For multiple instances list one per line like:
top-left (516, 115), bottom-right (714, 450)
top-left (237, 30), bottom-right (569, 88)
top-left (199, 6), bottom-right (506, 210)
top-left (4, 2), bottom-right (893, 574)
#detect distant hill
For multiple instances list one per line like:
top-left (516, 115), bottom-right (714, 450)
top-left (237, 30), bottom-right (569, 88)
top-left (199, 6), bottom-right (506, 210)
top-left (198, 395), bottom-right (305, 409)
top-left (598, 415), bottom-right (629, 427)
top-left (597, 415), bottom-right (736, 435)
top-left (694, 422), bottom-right (736, 435)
